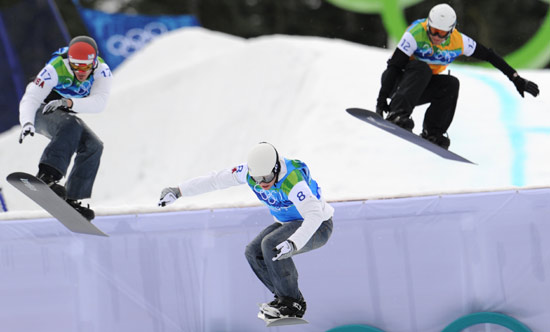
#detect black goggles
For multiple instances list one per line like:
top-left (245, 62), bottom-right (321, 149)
top-left (251, 171), bottom-right (276, 184)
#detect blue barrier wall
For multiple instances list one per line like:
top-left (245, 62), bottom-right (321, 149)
top-left (0, 188), bottom-right (549, 332)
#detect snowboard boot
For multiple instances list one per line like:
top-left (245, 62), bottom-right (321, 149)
top-left (66, 199), bottom-right (95, 221)
top-left (386, 111), bottom-right (414, 132)
top-left (420, 130), bottom-right (451, 150)
top-left (262, 296), bottom-right (306, 319)
top-left (36, 164), bottom-right (66, 200)
top-left (258, 296), bottom-right (279, 319)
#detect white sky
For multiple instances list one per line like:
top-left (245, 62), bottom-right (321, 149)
top-left (1, 27), bottom-right (549, 219)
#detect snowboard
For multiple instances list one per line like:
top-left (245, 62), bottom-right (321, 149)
top-left (346, 108), bottom-right (475, 164)
top-left (265, 317), bottom-right (309, 327)
top-left (7, 172), bottom-right (108, 237)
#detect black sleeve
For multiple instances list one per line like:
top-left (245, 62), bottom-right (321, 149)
top-left (43, 90), bottom-right (64, 103)
top-left (377, 48), bottom-right (409, 101)
top-left (471, 42), bottom-right (516, 80)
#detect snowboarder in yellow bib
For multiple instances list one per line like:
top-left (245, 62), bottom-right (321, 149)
top-left (375, 3), bottom-right (539, 149)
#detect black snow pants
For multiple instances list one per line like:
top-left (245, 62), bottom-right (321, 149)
top-left (386, 60), bottom-right (460, 135)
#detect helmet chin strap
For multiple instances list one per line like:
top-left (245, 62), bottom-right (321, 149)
top-left (257, 141), bottom-right (281, 184)
top-left (273, 149), bottom-right (281, 184)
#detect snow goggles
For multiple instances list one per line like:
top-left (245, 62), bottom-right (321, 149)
top-left (69, 62), bottom-right (93, 72)
top-left (428, 26), bottom-right (451, 38)
top-left (251, 171), bottom-right (276, 184)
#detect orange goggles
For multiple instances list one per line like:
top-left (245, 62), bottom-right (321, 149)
top-left (428, 26), bottom-right (450, 38)
top-left (69, 62), bottom-right (93, 72)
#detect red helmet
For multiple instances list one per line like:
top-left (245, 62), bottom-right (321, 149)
top-left (68, 36), bottom-right (98, 65)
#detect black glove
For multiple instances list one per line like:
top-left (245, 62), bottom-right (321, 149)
top-left (376, 97), bottom-right (390, 117)
top-left (512, 75), bottom-right (539, 98)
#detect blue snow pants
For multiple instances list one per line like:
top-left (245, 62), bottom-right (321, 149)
top-left (244, 217), bottom-right (333, 301)
top-left (34, 106), bottom-right (103, 200)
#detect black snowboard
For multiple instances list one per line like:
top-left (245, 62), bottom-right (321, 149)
top-left (347, 108), bottom-right (475, 164)
top-left (7, 172), bottom-right (108, 236)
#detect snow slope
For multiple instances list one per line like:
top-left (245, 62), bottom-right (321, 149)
top-left (1, 27), bottom-right (549, 218)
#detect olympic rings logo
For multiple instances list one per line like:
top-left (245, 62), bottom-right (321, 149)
top-left (325, 0), bottom-right (550, 68)
top-left (252, 185), bottom-right (293, 211)
top-left (60, 78), bottom-right (92, 96)
top-left (253, 185), bottom-right (282, 207)
top-left (105, 22), bottom-right (169, 58)
top-left (325, 311), bottom-right (532, 332)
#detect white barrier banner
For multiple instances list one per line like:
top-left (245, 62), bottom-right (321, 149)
top-left (0, 188), bottom-right (548, 332)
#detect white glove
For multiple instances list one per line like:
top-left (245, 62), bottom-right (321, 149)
top-left (272, 240), bottom-right (297, 261)
top-left (43, 98), bottom-right (70, 114)
top-left (19, 122), bottom-right (35, 144)
top-left (158, 187), bottom-right (181, 207)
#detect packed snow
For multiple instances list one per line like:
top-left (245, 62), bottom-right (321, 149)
top-left (1, 27), bottom-right (549, 220)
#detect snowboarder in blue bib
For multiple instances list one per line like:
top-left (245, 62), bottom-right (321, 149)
top-left (375, 3), bottom-right (539, 149)
top-left (18, 36), bottom-right (113, 220)
top-left (158, 142), bottom-right (334, 320)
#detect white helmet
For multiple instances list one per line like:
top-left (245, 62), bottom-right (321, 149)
top-left (428, 3), bottom-right (457, 32)
top-left (247, 142), bottom-right (280, 180)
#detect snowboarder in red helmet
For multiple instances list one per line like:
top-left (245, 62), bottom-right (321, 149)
top-left (18, 35), bottom-right (113, 220)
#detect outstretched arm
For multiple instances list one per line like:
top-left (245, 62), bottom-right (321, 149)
top-left (158, 164), bottom-right (248, 207)
top-left (471, 43), bottom-right (539, 98)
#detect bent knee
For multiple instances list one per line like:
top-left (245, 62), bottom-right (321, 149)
top-left (260, 237), bottom-right (278, 255)
top-left (444, 76), bottom-right (460, 94)
top-left (86, 136), bottom-right (104, 156)
top-left (450, 76), bottom-right (460, 90)
top-left (57, 116), bottom-right (83, 136)
top-left (245, 242), bottom-right (261, 260)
